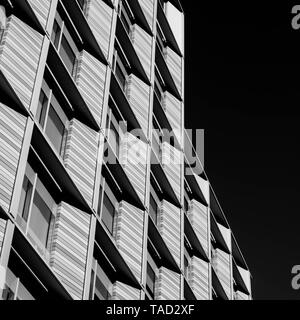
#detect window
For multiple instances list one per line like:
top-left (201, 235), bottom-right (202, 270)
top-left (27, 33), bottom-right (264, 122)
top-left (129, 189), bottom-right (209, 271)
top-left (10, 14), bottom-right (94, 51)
top-left (51, 10), bottom-right (80, 77)
top-left (184, 237), bottom-right (192, 280)
top-left (76, 0), bottom-right (86, 11)
top-left (152, 116), bottom-right (162, 160)
top-left (156, 23), bottom-right (166, 54)
top-left (184, 190), bottom-right (190, 213)
top-left (94, 262), bottom-right (113, 300)
top-left (146, 263), bottom-right (156, 299)
top-left (146, 240), bottom-right (160, 300)
top-left (2, 268), bottom-right (35, 301)
top-left (36, 79), bottom-right (68, 158)
top-left (89, 251), bottom-right (115, 300)
top-left (98, 177), bottom-right (119, 238)
top-left (0, 5), bottom-right (7, 43)
top-left (106, 98), bottom-right (126, 160)
top-left (17, 163), bottom-right (57, 258)
top-left (119, 0), bottom-right (133, 36)
top-left (102, 193), bottom-right (115, 235)
top-left (113, 48), bottom-right (129, 92)
top-left (154, 68), bottom-right (165, 104)
top-left (149, 194), bottom-right (158, 225)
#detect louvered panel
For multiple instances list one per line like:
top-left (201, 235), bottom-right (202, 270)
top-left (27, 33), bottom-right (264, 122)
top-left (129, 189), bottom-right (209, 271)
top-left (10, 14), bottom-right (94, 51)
top-left (0, 219), bottom-right (7, 256)
top-left (159, 200), bottom-right (181, 266)
top-left (112, 281), bottom-right (140, 300)
top-left (163, 92), bottom-right (182, 146)
top-left (212, 248), bottom-right (232, 299)
top-left (115, 201), bottom-right (144, 282)
top-left (76, 50), bottom-right (107, 126)
top-left (27, 0), bottom-right (51, 29)
top-left (138, 0), bottom-right (155, 30)
top-left (86, 0), bottom-right (113, 59)
top-left (0, 16), bottom-right (43, 109)
top-left (0, 103), bottom-right (27, 212)
top-left (164, 46), bottom-right (182, 97)
top-left (235, 290), bottom-right (249, 300)
top-left (188, 199), bottom-right (209, 256)
top-left (161, 142), bottom-right (181, 200)
top-left (64, 119), bottom-right (98, 207)
top-left (188, 256), bottom-right (210, 300)
top-left (119, 133), bottom-right (147, 203)
top-left (50, 202), bottom-right (90, 300)
top-left (155, 267), bottom-right (180, 300)
top-left (131, 24), bottom-right (152, 79)
top-left (126, 74), bottom-right (150, 138)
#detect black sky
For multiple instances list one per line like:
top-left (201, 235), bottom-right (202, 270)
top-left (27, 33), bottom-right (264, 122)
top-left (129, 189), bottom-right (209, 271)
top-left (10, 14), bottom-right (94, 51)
top-left (182, 1), bottom-right (300, 299)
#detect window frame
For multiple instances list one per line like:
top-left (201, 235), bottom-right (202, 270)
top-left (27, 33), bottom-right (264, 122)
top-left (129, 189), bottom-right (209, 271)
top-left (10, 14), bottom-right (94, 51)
top-left (51, 7), bottom-right (81, 77)
top-left (113, 43), bottom-right (131, 92)
top-left (17, 162), bottom-right (58, 259)
top-left (119, 0), bottom-right (134, 36)
top-left (184, 236), bottom-right (193, 280)
top-left (97, 175), bottom-right (120, 238)
top-left (106, 98), bottom-right (126, 160)
top-left (149, 185), bottom-right (160, 226)
top-left (36, 79), bottom-right (69, 159)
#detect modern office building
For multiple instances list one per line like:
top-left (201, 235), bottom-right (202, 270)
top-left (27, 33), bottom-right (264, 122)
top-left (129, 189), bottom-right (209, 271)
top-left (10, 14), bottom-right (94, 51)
top-left (0, 0), bottom-right (252, 300)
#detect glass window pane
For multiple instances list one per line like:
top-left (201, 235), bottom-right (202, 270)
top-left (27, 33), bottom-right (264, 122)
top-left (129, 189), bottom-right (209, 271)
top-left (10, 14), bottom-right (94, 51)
top-left (36, 90), bottom-right (48, 128)
top-left (102, 193), bottom-right (115, 235)
top-left (146, 263), bottom-right (155, 298)
top-left (51, 20), bottom-right (61, 49)
top-left (29, 190), bottom-right (54, 248)
top-left (109, 123), bottom-right (119, 158)
top-left (45, 105), bottom-right (65, 156)
top-left (77, 0), bottom-right (85, 10)
top-left (94, 262), bottom-right (112, 300)
top-left (18, 177), bottom-right (33, 222)
top-left (115, 60), bottom-right (127, 91)
top-left (59, 34), bottom-right (76, 76)
top-left (149, 195), bottom-right (158, 224)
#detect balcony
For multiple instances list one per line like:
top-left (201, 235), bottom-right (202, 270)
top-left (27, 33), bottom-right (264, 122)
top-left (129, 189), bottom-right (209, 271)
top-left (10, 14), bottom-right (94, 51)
top-left (157, 3), bottom-right (182, 57)
top-left (94, 217), bottom-right (141, 290)
top-left (58, 1), bottom-right (107, 64)
top-left (47, 44), bottom-right (99, 132)
top-left (148, 216), bottom-right (181, 274)
top-left (155, 44), bottom-right (181, 101)
top-left (12, 225), bottom-right (72, 299)
top-left (116, 18), bottom-right (150, 85)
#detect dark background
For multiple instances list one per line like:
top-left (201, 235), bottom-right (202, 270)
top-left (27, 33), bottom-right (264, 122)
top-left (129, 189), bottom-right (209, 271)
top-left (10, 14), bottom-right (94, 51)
top-left (182, 1), bottom-right (300, 299)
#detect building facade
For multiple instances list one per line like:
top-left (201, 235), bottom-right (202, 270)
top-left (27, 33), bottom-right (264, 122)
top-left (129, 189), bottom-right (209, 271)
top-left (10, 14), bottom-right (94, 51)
top-left (0, 0), bottom-right (252, 300)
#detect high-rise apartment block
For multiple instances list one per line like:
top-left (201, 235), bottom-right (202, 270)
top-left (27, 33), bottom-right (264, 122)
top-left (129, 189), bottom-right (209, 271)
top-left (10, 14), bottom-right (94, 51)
top-left (0, 0), bottom-right (252, 300)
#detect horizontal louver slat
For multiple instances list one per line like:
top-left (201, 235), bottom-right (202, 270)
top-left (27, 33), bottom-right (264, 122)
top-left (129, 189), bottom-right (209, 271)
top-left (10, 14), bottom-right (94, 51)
top-left (163, 92), bottom-right (182, 146)
top-left (0, 16), bottom-right (43, 109)
top-left (188, 199), bottom-right (209, 256)
top-left (155, 267), bottom-right (180, 300)
top-left (115, 201), bottom-right (144, 282)
top-left (138, 0), bottom-right (155, 31)
top-left (27, 0), bottom-right (51, 29)
top-left (112, 281), bottom-right (140, 300)
top-left (50, 202), bottom-right (91, 300)
top-left (86, 0), bottom-right (113, 59)
top-left (159, 200), bottom-right (181, 266)
top-left (120, 133), bottom-right (147, 204)
top-left (0, 103), bottom-right (27, 212)
top-left (164, 46), bottom-right (182, 97)
top-left (161, 142), bottom-right (181, 201)
top-left (188, 256), bottom-right (210, 300)
top-left (126, 74), bottom-right (150, 138)
top-left (64, 120), bottom-right (98, 207)
top-left (131, 24), bottom-right (152, 79)
top-left (212, 248), bottom-right (232, 299)
top-left (76, 50), bottom-right (108, 126)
